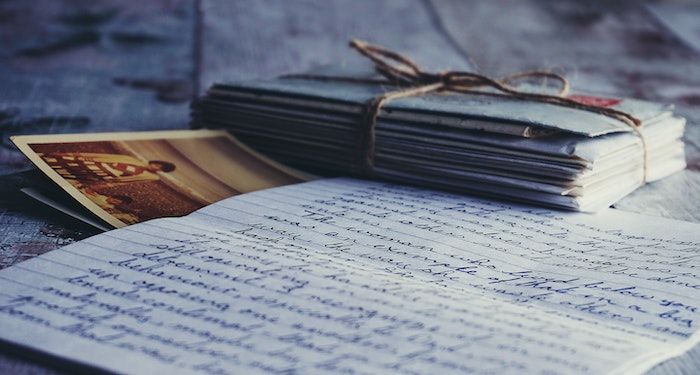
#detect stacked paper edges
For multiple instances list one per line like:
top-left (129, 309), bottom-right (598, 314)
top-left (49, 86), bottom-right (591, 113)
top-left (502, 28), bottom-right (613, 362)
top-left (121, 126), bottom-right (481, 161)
top-left (192, 71), bottom-right (686, 211)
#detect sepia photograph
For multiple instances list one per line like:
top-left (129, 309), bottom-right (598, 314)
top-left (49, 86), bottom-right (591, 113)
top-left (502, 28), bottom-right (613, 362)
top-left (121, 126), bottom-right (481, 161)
top-left (12, 130), bottom-right (309, 227)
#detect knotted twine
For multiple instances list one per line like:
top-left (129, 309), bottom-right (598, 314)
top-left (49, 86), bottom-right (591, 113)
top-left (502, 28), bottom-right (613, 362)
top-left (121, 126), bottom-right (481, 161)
top-left (283, 39), bottom-right (648, 182)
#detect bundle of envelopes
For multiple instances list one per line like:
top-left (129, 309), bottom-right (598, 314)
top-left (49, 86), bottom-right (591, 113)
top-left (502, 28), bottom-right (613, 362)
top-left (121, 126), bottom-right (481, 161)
top-left (192, 66), bottom-right (686, 211)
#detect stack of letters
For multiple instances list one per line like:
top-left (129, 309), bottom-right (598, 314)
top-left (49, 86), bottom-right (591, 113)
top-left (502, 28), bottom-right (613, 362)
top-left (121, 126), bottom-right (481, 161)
top-left (193, 67), bottom-right (686, 211)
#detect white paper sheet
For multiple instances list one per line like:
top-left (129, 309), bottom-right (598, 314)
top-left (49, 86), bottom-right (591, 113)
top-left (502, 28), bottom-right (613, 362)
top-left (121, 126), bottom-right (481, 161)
top-left (0, 178), bottom-right (697, 374)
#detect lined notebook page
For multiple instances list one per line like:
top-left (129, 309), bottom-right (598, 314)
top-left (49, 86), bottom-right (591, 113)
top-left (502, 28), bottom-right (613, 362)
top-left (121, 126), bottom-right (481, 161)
top-left (0, 178), bottom-right (697, 374)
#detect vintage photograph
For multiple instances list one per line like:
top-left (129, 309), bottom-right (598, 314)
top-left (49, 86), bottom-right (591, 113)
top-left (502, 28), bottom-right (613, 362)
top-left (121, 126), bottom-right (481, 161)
top-left (12, 130), bottom-right (309, 227)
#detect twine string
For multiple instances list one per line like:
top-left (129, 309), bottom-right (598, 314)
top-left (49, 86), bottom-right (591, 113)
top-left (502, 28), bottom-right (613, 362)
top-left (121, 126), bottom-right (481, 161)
top-left (282, 39), bottom-right (647, 182)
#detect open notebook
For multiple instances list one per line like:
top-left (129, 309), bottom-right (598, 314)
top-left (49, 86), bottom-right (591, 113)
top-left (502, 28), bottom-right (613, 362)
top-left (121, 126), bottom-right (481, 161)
top-left (0, 178), bottom-right (697, 374)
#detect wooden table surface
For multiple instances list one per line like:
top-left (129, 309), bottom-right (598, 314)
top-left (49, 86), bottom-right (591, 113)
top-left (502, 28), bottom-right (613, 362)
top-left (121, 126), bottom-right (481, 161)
top-left (0, 0), bottom-right (698, 373)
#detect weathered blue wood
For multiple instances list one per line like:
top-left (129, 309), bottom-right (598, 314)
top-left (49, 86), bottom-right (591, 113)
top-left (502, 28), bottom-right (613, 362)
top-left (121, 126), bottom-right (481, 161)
top-left (0, 0), bottom-right (195, 176)
top-left (198, 0), bottom-right (472, 91)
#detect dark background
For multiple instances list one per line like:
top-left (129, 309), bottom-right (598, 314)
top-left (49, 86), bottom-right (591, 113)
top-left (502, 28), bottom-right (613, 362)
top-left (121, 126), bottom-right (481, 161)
top-left (0, 0), bottom-right (698, 373)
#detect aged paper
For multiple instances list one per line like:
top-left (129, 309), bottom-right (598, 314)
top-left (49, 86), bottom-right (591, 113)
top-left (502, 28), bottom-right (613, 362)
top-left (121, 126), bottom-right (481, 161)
top-left (0, 178), bottom-right (697, 374)
top-left (12, 130), bottom-right (310, 227)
